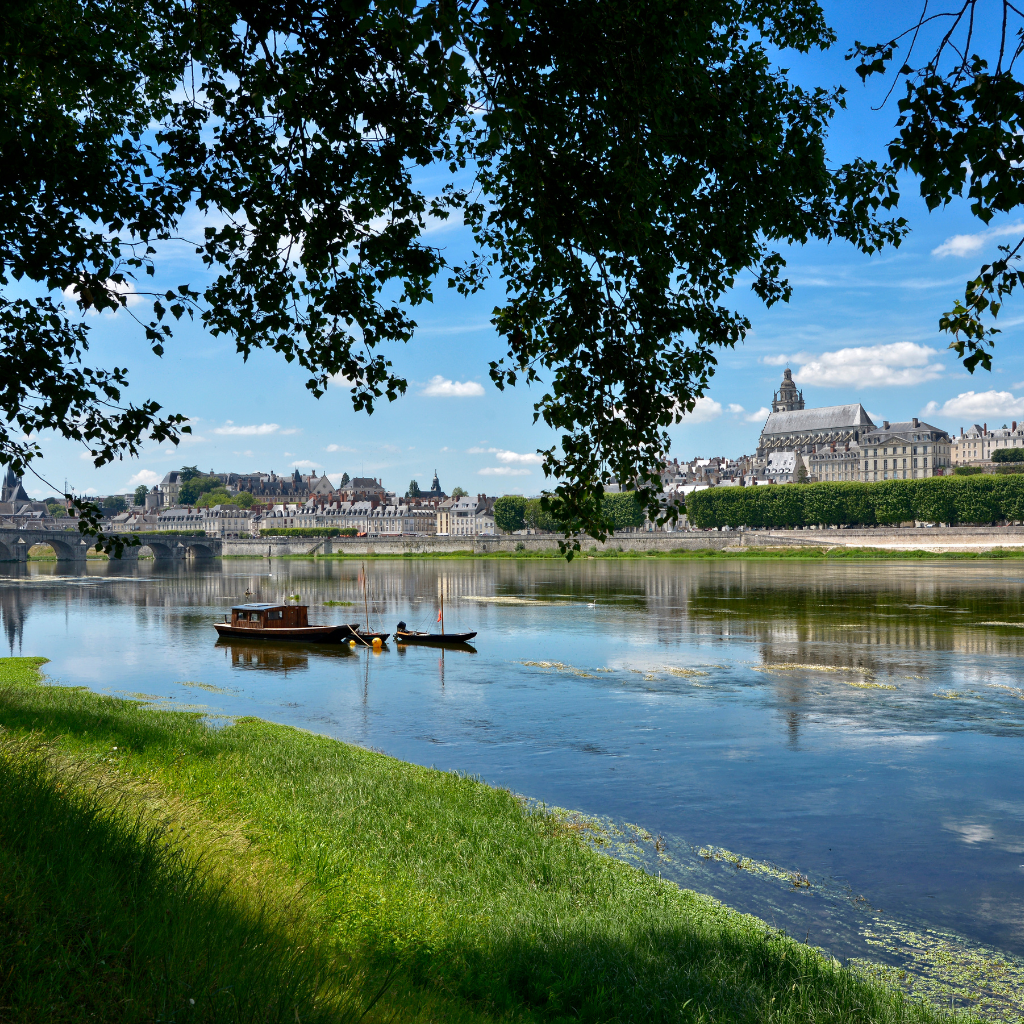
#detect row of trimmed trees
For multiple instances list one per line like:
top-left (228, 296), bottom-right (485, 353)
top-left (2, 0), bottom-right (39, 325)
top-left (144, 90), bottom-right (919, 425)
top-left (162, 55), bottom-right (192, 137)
top-left (685, 475), bottom-right (1024, 529)
top-left (493, 493), bottom-right (644, 533)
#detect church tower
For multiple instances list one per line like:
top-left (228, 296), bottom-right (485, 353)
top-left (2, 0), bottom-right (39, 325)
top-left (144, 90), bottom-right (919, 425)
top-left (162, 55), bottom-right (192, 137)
top-left (772, 368), bottom-right (804, 413)
top-left (1, 467), bottom-right (30, 503)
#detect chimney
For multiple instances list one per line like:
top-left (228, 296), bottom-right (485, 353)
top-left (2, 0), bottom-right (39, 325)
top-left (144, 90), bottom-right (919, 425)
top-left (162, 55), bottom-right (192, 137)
top-left (912, 417), bottom-right (919, 428)
top-left (961, 427), bottom-right (964, 436)
top-left (883, 421), bottom-right (889, 430)
top-left (984, 423), bottom-right (988, 434)
top-left (1014, 421), bottom-right (1018, 432)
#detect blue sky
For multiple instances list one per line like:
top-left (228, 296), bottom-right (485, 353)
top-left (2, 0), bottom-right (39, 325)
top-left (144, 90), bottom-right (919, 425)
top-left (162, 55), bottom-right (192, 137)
top-left (24, 1), bottom-right (1024, 499)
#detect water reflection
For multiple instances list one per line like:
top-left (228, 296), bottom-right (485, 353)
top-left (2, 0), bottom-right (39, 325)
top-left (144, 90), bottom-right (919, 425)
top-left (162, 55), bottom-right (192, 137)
top-left (2, 556), bottom-right (1024, 1013)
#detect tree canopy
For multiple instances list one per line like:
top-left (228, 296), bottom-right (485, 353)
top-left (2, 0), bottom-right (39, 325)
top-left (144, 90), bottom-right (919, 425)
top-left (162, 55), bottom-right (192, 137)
top-left (2, 0), bottom-right (908, 550)
top-left (493, 494), bottom-right (526, 533)
top-left (852, 1), bottom-right (1024, 372)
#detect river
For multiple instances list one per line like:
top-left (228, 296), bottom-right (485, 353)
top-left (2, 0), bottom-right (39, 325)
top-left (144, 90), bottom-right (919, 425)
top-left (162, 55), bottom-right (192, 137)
top-left (2, 556), bottom-right (1023, 1017)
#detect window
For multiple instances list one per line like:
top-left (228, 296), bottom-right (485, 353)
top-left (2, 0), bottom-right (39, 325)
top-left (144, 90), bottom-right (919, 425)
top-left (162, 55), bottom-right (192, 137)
top-left (268, 610), bottom-right (283, 620)
top-left (249, 612), bottom-right (260, 622)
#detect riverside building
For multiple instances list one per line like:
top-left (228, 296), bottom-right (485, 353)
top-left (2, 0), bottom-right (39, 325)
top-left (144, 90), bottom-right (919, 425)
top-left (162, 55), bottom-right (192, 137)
top-left (857, 419), bottom-right (951, 480)
top-left (951, 422), bottom-right (1024, 465)
top-left (752, 369), bottom-right (951, 482)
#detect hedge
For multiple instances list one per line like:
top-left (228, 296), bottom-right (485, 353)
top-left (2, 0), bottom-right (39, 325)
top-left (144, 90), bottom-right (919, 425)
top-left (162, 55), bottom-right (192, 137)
top-left (684, 475), bottom-right (1024, 528)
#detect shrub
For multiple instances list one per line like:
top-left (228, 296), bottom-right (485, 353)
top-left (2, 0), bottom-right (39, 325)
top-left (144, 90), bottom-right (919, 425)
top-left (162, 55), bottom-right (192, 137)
top-left (992, 447), bottom-right (1024, 462)
top-left (603, 492), bottom-right (645, 529)
top-left (493, 495), bottom-right (527, 533)
top-left (950, 477), bottom-right (1000, 524)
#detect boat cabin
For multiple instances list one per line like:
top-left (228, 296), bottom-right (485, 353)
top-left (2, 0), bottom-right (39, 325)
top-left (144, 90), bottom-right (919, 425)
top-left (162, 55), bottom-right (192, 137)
top-left (229, 603), bottom-right (308, 629)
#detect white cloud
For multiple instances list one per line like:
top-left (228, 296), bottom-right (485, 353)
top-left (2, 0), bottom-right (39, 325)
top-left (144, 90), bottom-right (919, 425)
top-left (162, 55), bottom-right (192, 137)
top-left (79, 451), bottom-right (93, 461)
top-left (479, 466), bottom-right (531, 476)
top-left (680, 397), bottom-right (723, 423)
top-left (212, 421), bottom-right (281, 436)
top-left (126, 469), bottom-right (161, 489)
top-left (63, 277), bottom-right (144, 313)
top-left (290, 460), bottom-right (322, 469)
top-left (280, 427), bottom-right (300, 435)
top-left (932, 221), bottom-right (1024, 258)
top-left (325, 444), bottom-right (356, 453)
top-left (422, 375), bottom-right (485, 398)
top-left (922, 390), bottom-right (1024, 420)
top-left (468, 447), bottom-right (543, 464)
top-left (792, 343), bottom-right (945, 388)
top-left (745, 406), bottom-right (771, 423)
top-left (727, 403), bottom-right (745, 414)
top-left (761, 353), bottom-right (791, 366)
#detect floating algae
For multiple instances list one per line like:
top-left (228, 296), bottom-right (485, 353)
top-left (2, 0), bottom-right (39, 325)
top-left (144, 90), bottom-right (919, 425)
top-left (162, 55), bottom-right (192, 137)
top-left (696, 845), bottom-right (811, 888)
top-left (843, 680), bottom-right (898, 691)
top-left (519, 660), bottom-right (610, 679)
top-left (177, 680), bottom-right (233, 694)
top-left (852, 918), bottom-right (1024, 1021)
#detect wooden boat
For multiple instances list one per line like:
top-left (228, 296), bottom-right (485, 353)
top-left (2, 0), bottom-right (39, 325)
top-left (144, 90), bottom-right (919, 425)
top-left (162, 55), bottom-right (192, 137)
top-left (394, 620), bottom-right (477, 645)
top-left (214, 603), bottom-right (349, 643)
top-left (338, 623), bottom-right (390, 644)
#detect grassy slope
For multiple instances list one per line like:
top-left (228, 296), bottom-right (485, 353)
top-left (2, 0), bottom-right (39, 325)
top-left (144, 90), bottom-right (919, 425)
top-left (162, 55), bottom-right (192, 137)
top-left (0, 658), bottom-right (962, 1024)
top-left (252, 547), bottom-right (1024, 561)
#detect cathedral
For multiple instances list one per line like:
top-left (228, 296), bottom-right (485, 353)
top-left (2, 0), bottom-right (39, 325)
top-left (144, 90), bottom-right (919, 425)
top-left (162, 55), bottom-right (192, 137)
top-left (755, 369), bottom-right (952, 482)
top-left (756, 369), bottom-right (875, 457)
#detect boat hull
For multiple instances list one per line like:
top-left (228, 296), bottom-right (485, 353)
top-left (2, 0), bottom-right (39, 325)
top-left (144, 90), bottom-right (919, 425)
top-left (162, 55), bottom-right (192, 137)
top-left (213, 623), bottom-right (349, 643)
top-left (395, 630), bottom-right (477, 645)
top-left (338, 625), bottom-right (391, 644)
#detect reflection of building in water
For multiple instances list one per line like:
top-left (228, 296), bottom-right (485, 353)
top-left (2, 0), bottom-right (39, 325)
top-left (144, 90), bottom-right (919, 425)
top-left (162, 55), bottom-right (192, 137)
top-left (0, 585), bottom-right (28, 653)
top-left (218, 640), bottom-right (311, 672)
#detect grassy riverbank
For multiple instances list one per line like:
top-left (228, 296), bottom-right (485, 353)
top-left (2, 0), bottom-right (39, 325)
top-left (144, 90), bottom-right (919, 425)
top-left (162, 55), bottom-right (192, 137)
top-left (0, 658), bottom-right (964, 1023)
top-left (255, 545), bottom-right (1024, 561)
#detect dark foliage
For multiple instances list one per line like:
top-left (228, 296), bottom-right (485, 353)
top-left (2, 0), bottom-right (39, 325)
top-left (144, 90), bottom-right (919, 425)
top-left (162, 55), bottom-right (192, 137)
top-left (2, 0), bottom-right (906, 551)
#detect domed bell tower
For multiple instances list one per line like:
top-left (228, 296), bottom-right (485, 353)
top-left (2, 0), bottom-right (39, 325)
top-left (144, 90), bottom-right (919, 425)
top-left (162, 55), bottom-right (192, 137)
top-left (772, 368), bottom-right (804, 413)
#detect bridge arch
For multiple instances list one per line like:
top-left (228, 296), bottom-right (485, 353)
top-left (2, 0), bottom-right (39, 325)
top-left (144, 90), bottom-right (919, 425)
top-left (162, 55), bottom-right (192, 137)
top-left (139, 539), bottom-right (176, 559)
top-left (188, 542), bottom-right (216, 559)
top-left (41, 535), bottom-right (86, 561)
top-left (0, 537), bottom-right (14, 561)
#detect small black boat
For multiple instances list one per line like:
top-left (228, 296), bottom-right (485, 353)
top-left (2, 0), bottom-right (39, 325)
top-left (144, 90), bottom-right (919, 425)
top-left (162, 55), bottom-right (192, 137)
top-left (339, 623), bottom-right (390, 644)
top-left (394, 620), bottom-right (477, 645)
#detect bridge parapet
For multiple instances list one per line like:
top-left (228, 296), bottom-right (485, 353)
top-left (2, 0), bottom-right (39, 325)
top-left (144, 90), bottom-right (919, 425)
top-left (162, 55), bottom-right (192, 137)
top-left (0, 529), bottom-right (222, 562)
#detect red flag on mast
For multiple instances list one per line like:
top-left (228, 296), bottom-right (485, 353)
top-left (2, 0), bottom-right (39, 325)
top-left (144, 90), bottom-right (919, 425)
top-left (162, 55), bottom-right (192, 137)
top-left (437, 609), bottom-right (442, 622)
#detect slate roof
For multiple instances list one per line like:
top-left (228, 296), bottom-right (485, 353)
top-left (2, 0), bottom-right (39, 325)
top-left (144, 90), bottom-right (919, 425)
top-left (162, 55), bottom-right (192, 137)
top-left (862, 419), bottom-right (946, 437)
top-left (762, 404), bottom-right (874, 435)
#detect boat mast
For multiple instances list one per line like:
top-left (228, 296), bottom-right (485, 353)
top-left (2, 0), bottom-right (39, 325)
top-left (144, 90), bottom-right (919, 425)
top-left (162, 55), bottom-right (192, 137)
top-left (361, 561), bottom-right (369, 632)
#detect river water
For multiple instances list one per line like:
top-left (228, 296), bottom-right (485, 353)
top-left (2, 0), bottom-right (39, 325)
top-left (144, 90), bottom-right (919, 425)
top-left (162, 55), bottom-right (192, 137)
top-left (2, 556), bottom-right (1023, 1017)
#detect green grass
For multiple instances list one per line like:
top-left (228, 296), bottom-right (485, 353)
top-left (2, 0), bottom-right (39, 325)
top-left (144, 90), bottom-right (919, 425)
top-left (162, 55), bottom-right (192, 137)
top-left (249, 545), bottom-right (1024, 563)
top-left (0, 658), bottom-right (967, 1023)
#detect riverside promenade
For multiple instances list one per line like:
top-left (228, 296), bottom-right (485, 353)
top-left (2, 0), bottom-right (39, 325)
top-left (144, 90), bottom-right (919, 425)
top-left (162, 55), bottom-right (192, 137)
top-left (218, 525), bottom-right (1024, 557)
top-left (8, 526), bottom-right (1024, 562)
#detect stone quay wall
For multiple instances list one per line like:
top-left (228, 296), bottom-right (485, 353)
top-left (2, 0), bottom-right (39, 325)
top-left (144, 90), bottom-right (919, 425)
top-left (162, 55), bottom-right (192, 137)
top-left (220, 526), bottom-right (1024, 558)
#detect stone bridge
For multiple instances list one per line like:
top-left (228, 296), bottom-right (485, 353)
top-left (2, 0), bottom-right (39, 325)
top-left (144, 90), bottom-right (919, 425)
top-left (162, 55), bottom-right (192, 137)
top-left (0, 529), bottom-right (222, 563)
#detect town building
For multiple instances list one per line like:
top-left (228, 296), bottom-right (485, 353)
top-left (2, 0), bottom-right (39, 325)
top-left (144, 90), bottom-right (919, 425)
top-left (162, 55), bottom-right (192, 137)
top-left (856, 419), bottom-right (951, 481)
top-left (436, 495), bottom-right (496, 537)
top-left (951, 422), bottom-right (1024, 465)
